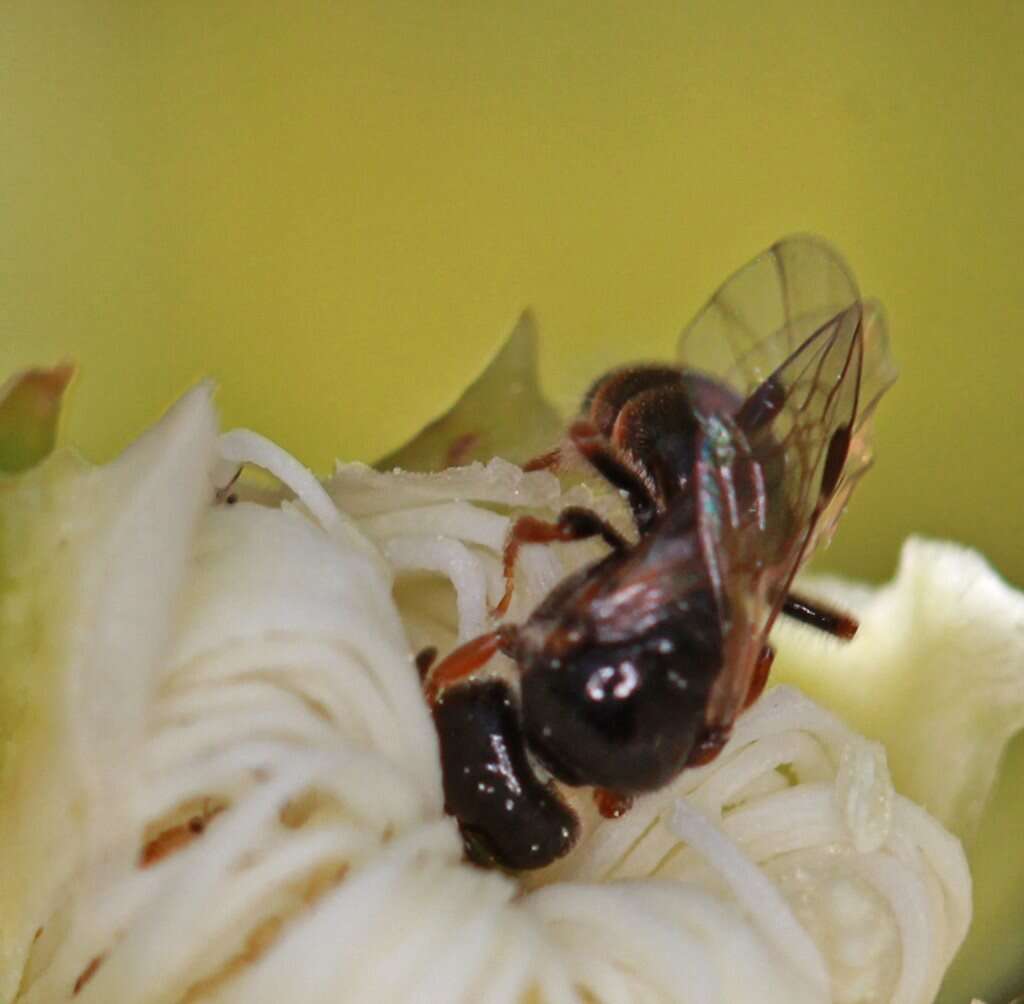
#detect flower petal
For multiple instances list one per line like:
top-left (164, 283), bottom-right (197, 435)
top-left (774, 537), bottom-right (1024, 839)
top-left (0, 385), bottom-right (217, 1000)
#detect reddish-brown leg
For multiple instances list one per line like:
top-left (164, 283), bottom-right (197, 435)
top-left (414, 646), bottom-right (438, 679)
top-left (493, 506), bottom-right (629, 617)
top-left (687, 647), bottom-right (774, 771)
top-left (684, 643), bottom-right (776, 771)
top-left (526, 422), bottom-right (659, 532)
top-left (568, 420), bottom-right (659, 532)
top-left (742, 644), bottom-right (775, 711)
top-left (593, 788), bottom-right (634, 819)
top-left (685, 725), bottom-right (732, 768)
top-left (523, 447), bottom-right (562, 472)
top-left (424, 627), bottom-right (516, 705)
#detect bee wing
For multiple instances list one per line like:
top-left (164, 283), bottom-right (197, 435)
top-left (697, 297), bottom-right (896, 731)
top-left (693, 431), bottom-right (768, 732)
top-left (812, 299), bottom-right (898, 549)
top-left (677, 235), bottom-right (863, 395)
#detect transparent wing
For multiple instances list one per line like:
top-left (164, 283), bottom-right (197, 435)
top-left (754, 303), bottom-right (869, 561)
top-left (699, 299), bottom-right (897, 730)
top-left (814, 299), bottom-right (898, 548)
top-left (677, 235), bottom-right (863, 395)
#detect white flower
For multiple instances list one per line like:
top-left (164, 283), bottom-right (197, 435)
top-left (2, 384), bottom-right (1021, 1004)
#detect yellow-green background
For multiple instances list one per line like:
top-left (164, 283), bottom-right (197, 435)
top-left (2, 3), bottom-right (1021, 1000)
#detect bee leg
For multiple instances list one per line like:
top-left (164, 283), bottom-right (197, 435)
top-left (424, 626), bottom-right (517, 705)
top-left (593, 788), bottom-right (634, 819)
top-left (526, 421), bottom-right (659, 530)
top-left (414, 646), bottom-right (438, 679)
top-left (688, 647), bottom-right (774, 769)
top-left (685, 725), bottom-right (732, 767)
top-left (568, 420), bottom-right (659, 532)
top-left (493, 506), bottom-right (630, 617)
top-left (742, 644), bottom-right (775, 711)
top-left (782, 592), bottom-right (858, 640)
top-left (522, 447), bottom-right (562, 472)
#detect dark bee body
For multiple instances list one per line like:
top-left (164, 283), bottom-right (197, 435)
top-left (433, 679), bottom-right (580, 871)
top-left (431, 381), bottom-right (756, 869)
top-left (583, 365), bottom-right (741, 521)
top-left (422, 236), bottom-right (897, 870)
top-left (515, 513), bottom-right (721, 794)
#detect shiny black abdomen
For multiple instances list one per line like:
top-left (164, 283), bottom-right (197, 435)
top-left (520, 587), bottom-right (722, 793)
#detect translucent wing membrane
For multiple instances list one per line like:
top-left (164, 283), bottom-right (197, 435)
top-left (815, 298), bottom-right (898, 547)
top-left (697, 246), bottom-right (897, 731)
top-left (736, 273), bottom-right (897, 575)
top-left (698, 313), bottom-right (866, 729)
top-left (680, 235), bottom-right (896, 585)
top-left (677, 235), bottom-right (863, 396)
top-left (755, 303), bottom-right (865, 554)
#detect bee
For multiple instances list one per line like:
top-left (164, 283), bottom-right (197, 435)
top-left (415, 236), bottom-right (897, 870)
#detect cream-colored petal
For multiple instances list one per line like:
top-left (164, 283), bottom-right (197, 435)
top-left (3, 399), bottom-right (1001, 1004)
top-left (0, 386), bottom-right (217, 1002)
top-left (774, 537), bottom-right (1024, 839)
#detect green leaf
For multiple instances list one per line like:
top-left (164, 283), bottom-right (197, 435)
top-left (0, 364), bottom-right (74, 473)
